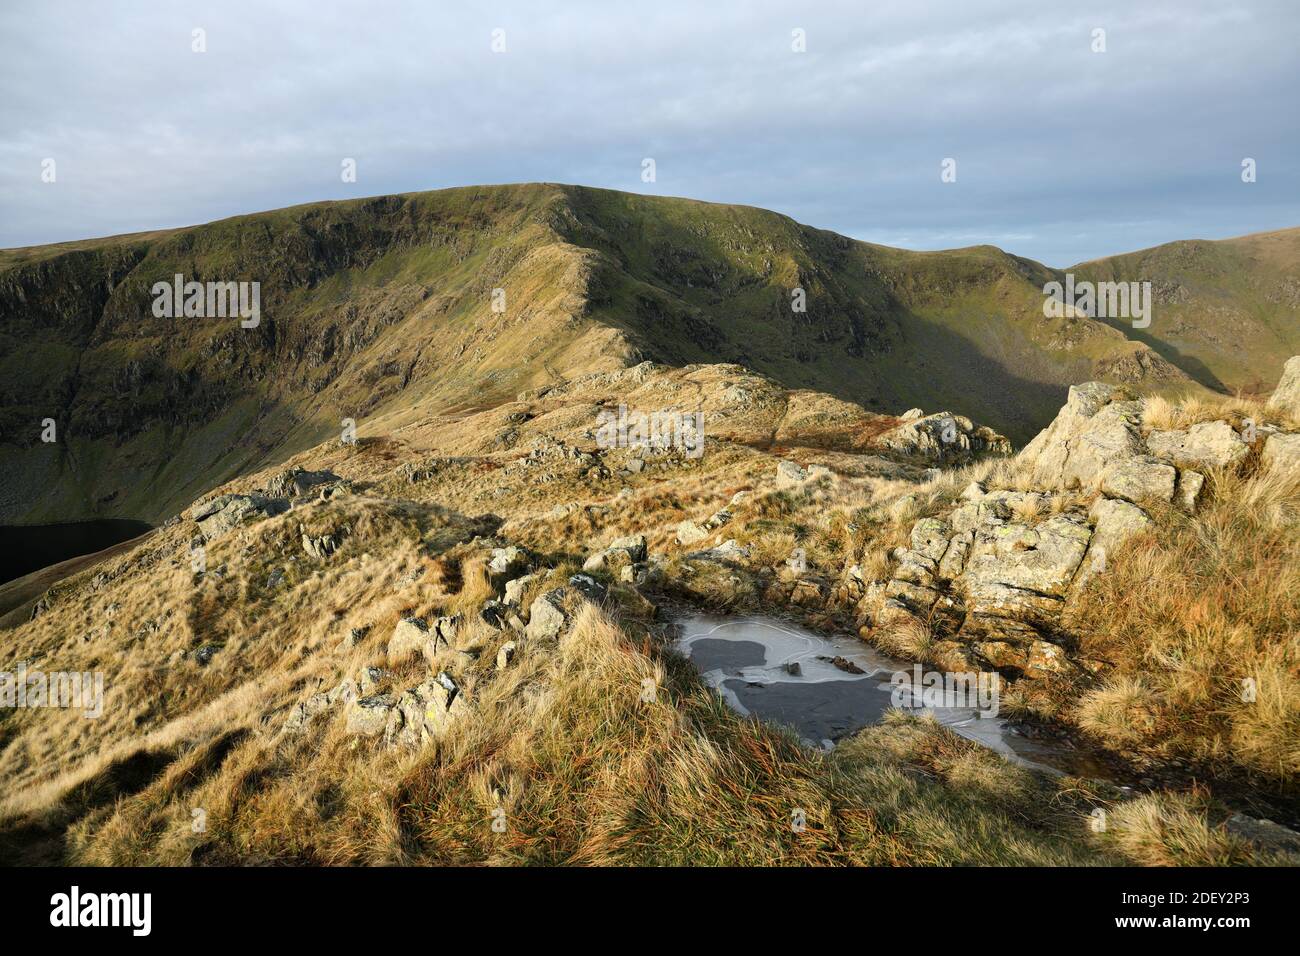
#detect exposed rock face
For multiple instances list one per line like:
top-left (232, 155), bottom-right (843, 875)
top-left (1145, 421), bottom-right (1249, 470)
top-left (856, 379), bottom-right (1300, 679)
top-left (302, 528), bottom-right (343, 559)
top-left (488, 546), bottom-right (531, 585)
top-left (583, 534), bottom-right (647, 573)
top-left (775, 460), bottom-right (808, 487)
top-left (503, 573), bottom-right (537, 606)
top-left (192, 494), bottom-right (290, 540)
top-left (878, 413), bottom-right (1012, 461)
top-left (345, 694), bottom-right (396, 736)
top-left (1268, 355), bottom-right (1300, 417)
top-left (675, 520), bottom-right (709, 546)
top-left (1019, 383), bottom-right (1143, 492)
top-left (388, 617), bottom-right (431, 661)
top-left (267, 467), bottom-right (341, 498)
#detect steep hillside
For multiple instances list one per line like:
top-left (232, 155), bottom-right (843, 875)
top-left (4, 184), bottom-right (1281, 528)
top-left (1071, 227), bottom-right (1300, 394)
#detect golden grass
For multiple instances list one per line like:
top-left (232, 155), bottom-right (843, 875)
top-left (1067, 465), bottom-right (1300, 779)
top-left (1101, 790), bottom-right (1258, 866)
top-left (14, 604), bottom-right (1137, 866)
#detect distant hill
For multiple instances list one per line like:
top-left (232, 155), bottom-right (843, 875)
top-left (1070, 227), bottom-right (1300, 395)
top-left (1, 183), bottom-right (1292, 524)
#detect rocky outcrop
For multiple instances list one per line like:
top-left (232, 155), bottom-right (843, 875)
top-left (878, 413), bottom-right (1012, 461)
top-left (1268, 355), bottom-right (1300, 417)
top-left (583, 534), bottom-right (647, 574)
top-left (191, 494), bottom-right (290, 540)
top-left (858, 380), bottom-right (1298, 679)
top-left (384, 672), bottom-right (468, 748)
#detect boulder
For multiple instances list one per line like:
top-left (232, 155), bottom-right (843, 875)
top-left (1175, 469), bottom-right (1205, 513)
top-left (345, 694), bottom-right (396, 736)
top-left (675, 520), bottom-right (709, 545)
top-left (487, 546), bottom-right (531, 584)
top-left (879, 413), bottom-right (1012, 460)
top-left (388, 616), bottom-right (430, 661)
top-left (526, 589), bottom-right (568, 641)
top-left (383, 673), bottom-right (468, 748)
top-left (503, 573), bottom-right (537, 607)
top-left (775, 460), bottom-right (808, 486)
top-left (302, 530), bottom-right (342, 559)
top-left (282, 691), bottom-right (333, 734)
top-left (1100, 456), bottom-right (1176, 504)
top-left (607, 533), bottom-right (648, 562)
top-left (583, 534), bottom-right (647, 573)
top-left (267, 467), bottom-right (341, 498)
top-left (1088, 497), bottom-right (1152, 558)
top-left (1018, 383), bottom-right (1143, 490)
top-left (496, 641), bottom-right (517, 670)
top-left (1262, 433), bottom-right (1300, 474)
top-left (192, 494), bottom-right (290, 540)
top-left (1267, 356), bottom-right (1300, 417)
top-left (1145, 421), bottom-right (1249, 470)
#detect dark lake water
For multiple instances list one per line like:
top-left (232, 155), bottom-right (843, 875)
top-left (0, 520), bottom-right (153, 584)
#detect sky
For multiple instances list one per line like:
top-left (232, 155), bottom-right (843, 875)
top-left (1, 0), bottom-right (1297, 266)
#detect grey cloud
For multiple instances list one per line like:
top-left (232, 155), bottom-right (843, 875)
top-left (1, 0), bottom-right (1296, 265)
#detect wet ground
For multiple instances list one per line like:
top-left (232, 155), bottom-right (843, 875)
top-left (673, 610), bottom-right (1108, 776)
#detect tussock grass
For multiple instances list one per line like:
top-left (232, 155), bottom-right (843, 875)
top-left (1101, 790), bottom-right (1258, 866)
top-left (1067, 465), bottom-right (1300, 779)
top-left (26, 605), bottom-right (1130, 866)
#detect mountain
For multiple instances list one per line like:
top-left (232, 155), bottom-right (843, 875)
top-left (1, 183), bottom-right (1291, 526)
top-left (1070, 227), bottom-right (1300, 395)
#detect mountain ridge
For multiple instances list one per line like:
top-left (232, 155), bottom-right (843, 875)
top-left (1, 183), bottom-right (1294, 525)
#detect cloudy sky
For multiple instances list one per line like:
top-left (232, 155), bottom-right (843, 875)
top-left (1, 0), bottom-right (1296, 265)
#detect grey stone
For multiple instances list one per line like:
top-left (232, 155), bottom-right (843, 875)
top-left (675, 519), bottom-right (709, 545)
top-left (526, 589), bottom-right (568, 641)
top-left (909, 517), bottom-right (951, 561)
top-left (1100, 456), bottom-right (1176, 504)
top-left (503, 573), bottom-right (537, 607)
top-left (1146, 421), bottom-right (1249, 470)
top-left (775, 460), bottom-right (808, 486)
top-left (1266, 356), bottom-right (1300, 417)
top-left (1175, 469), bottom-right (1205, 513)
top-left (1262, 432), bottom-right (1300, 474)
top-left (192, 494), bottom-right (290, 540)
top-left (388, 616), bottom-right (430, 660)
top-left (345, 694), bottom-right (396, 736)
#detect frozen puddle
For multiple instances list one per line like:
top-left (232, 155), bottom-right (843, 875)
top-left (674, 611), bottom-right (1088, 775)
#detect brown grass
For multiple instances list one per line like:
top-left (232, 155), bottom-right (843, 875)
top-left (1066, 465), bottom-right (1300, 779)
